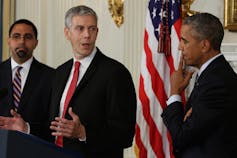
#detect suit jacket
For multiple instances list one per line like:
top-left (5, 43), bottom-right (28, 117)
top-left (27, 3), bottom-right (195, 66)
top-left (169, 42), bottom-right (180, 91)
top-left (0, 58), bottom-right (54, 141)
top-left (162, 55), bottom-right (237, 158)
top-left (49, 48), bottom-right (137, 158)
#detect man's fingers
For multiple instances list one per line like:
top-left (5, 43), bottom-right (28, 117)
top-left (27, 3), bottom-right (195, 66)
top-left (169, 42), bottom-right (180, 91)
top-left (50, 118), bottom-right (72, 132)
top-left (184, 71), bottom-right (195, 84)
top-left (183, 108), bottom-right (193, 122)
top-left (68, 107), bottom-right (81, 123)
top-left (10, 109), bottom-right (21, 118)
top-left (51, 108), bottom-right (82, 138)
top-left (50, 121), bottom-right (72, 137)
top-left (178, 55), bottom-right (184, 71)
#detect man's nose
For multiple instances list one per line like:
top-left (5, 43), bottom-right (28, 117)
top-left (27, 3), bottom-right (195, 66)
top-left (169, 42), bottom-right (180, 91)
top-left (178, 42), bottom-right (183, 51)
top-left (83, 29), bottom-right (90, 37)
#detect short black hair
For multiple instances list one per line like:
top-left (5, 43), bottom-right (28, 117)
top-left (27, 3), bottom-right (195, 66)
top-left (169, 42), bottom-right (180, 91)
top-left (183, 13), bottom-right (224, 51)
top-left (9, 19), bottom-right (38, 39)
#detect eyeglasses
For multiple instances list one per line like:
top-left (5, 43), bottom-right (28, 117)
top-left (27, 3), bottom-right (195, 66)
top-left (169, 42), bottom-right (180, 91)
top-left (10, 33), bottom-right (35, 41)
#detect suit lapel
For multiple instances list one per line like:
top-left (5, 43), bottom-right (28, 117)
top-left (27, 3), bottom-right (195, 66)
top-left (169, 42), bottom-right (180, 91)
top-left (185, 55), bottom-right (225, 112)
top-left (53, 60), bottom-right (73, 111)
top-left (196, 55), bottom-right (224, 87)
top-left (1, 59), bottom-right (14, 108)
top-left (73, 50), bottom-right (101, 95)
top-left (19, 58), bottom-right (40, 111)
top-left (54, 50), bottom-right (102, 115)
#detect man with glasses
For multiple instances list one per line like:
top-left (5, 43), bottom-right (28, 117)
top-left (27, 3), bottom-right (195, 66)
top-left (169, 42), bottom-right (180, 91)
top-left (0, 19), bottom-right (54, 141)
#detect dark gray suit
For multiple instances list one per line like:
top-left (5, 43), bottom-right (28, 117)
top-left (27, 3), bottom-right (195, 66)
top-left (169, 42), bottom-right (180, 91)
top-left (49, 48), bottom-right (137, 158)
top-left (162, 55), bottom-right (237, 158)
top-left (0, 58), bottom-right (54, 141)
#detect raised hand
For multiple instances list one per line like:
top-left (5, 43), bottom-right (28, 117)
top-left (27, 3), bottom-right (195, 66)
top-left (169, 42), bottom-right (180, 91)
top-left (50, 107), bottom-right (86, 140)
top-left (170, 55), bottom-right (194, 95)
top-left (0, 109), bottom-right (28, 133)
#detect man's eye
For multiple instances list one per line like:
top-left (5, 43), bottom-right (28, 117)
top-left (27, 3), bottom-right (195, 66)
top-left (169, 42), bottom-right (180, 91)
top-left (182, 39), bottom-right (188, 44)
top-left (11, 34), bottom-right (34, 40)
top-left (89, 27), bottom-right (97, 31)
top-left (76, 26), bottom-right (84, 32)
top-left (24, 34), bottom-right (33, 40)
top-left (11, 34), bottom-right (21, 39)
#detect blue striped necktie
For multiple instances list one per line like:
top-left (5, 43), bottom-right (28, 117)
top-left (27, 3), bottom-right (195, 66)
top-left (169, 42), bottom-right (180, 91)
top-left (13, 66), bottom-right (23, 110)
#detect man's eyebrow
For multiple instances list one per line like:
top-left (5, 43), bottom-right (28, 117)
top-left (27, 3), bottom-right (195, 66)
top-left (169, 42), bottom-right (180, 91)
top-left (181, 37), bottom-right (188, 43)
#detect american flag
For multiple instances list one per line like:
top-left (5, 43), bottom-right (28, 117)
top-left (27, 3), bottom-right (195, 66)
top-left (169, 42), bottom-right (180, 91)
top-left (135, 0), bottom-right (182, 157)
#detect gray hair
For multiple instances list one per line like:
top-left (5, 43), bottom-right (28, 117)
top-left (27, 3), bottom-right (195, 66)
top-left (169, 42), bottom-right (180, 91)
top-left (183, 13), bottom-right (224, 51)
top-left (65, 5), bottom-right (98, 28)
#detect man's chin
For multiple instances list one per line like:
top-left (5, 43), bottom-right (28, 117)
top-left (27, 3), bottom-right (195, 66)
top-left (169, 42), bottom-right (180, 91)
top-left (16, 51), bottom-right (27, 58)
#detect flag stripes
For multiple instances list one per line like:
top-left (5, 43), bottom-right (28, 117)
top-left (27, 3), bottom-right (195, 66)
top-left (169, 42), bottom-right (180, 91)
top-left (135, 0), bottom-right (182, 157)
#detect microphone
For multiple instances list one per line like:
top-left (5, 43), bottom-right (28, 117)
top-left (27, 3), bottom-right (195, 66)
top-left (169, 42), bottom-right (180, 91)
top-left (0, 88), bottom-right (8, 98)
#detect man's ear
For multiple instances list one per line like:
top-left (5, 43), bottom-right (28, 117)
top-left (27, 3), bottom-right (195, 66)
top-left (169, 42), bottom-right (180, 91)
top-left (64, 27), bottom-right (70, 40)
top-left (201, 39), bottom-right (211, 53)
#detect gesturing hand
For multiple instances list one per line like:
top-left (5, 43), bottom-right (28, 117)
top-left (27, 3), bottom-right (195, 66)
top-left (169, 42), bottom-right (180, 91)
top-left (170, 55), bottom-right (194, 95)
top-left (0, 109), bottom-right (28, 133)
top-left (50, 107), bottom-right (86, 140)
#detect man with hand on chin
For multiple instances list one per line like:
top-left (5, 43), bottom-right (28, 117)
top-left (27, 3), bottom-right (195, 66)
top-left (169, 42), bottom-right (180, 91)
top-left (161, 13), bottom-right (237, 158)
top-left (0, 19), bottom-right (54, 141)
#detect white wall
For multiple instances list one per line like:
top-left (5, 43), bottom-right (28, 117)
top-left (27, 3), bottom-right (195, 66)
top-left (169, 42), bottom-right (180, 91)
top-left (191, 0), bottom-right (237, 43)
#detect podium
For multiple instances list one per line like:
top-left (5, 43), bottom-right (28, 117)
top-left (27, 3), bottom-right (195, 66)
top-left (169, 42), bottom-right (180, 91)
top-left (0, 129), bottom-right (82, 158)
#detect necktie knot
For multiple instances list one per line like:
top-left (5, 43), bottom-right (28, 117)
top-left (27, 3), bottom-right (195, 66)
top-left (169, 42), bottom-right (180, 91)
top-left (16, 66), bottom-right (23, 74)
top-left (74, 61), bottom-right (80, 71)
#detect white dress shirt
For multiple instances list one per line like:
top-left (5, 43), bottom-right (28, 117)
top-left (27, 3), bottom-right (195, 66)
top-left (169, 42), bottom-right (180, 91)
top-left (11, 57), bottom-right (33, 91)
top-left (59, 47), bottom-right (97, 116)
top-left (58, 47), bottom-right (97, 142)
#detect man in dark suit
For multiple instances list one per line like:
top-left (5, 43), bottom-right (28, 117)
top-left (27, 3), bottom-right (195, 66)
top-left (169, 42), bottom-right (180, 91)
top-left (0, 19), bottom-right (54, 141)
top-left (49, 5), bottom-right (137, 158)
top-left (161, 13), bottom-right (237, 158)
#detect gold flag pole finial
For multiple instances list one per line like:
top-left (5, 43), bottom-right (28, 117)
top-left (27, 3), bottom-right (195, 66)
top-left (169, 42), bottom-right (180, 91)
top-left (108, 0), bottom-right (124, 28)
top-left (182, 0), bottom-right (198, 18)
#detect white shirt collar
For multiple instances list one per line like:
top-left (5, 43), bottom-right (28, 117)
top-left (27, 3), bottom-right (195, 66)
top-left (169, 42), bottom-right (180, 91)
top-left (11, 57), bottom-right (33, 71)
top-left (198, 53), bottom-right (222, 76)
top-left (73, 47), bottom-right (97, 68)
top-left (72, 47), bottom-right (97, 83)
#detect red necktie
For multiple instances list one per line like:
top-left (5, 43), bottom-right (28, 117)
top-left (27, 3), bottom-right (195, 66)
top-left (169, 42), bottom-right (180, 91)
top-left (55, 61), bottom-right (80, 147)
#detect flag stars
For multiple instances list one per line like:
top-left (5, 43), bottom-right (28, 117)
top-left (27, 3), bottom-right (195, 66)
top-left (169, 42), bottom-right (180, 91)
top-left (171, 11), bottom-right (174, 20)
top-left (155, 26), bottom-right (159, 33)
top-left (163, 11), bottom-right (168, 18)
top-left (159, 9), bottom-right (163, 19)
top-left (172, 0), bottom-right (175, 5)
top-left (152, 7), bottom-right (157, 19)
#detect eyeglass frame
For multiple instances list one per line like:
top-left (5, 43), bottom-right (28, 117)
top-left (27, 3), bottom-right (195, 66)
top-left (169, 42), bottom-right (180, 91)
top-left (10, 33), bottom-right (36, 41)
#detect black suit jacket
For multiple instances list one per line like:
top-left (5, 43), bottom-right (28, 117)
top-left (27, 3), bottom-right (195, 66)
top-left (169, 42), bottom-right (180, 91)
top-left (162, 55), bottom-right (237, 158)
top-left (0, 58), bottom-right (54, 141)
top-left (49, 48), bottom-right (137, 158)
